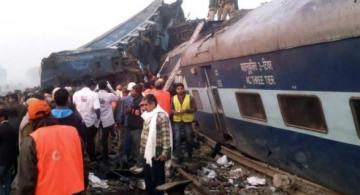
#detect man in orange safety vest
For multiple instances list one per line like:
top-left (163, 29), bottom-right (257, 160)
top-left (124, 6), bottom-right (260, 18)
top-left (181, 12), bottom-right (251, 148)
top-left (16, 100), bottom-right (86, 195)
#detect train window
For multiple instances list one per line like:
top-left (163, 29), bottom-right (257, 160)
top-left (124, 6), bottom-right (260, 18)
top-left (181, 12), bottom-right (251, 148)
top-left (278, 95), bottom-right (327, 133)
top-left (236, 92), bottom-right (267, 121)
top-left (192, 90), bottom-right (203, 110)
top-left (350, 98), bottom-right (360, 138)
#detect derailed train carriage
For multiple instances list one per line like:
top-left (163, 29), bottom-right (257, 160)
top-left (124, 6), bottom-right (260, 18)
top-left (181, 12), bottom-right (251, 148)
top-left (40, 48), bottom-right (135, 87)
top-left (40, 0), bottom-right (186, 87)
top-left (172, 0), bottom-right (360, 194)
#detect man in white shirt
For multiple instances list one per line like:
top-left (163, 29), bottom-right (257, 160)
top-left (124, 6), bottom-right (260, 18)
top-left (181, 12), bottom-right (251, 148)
top-left (73, 80), bottom-right (100, 162)
top-left (97, 81), bottom-right (118, 162)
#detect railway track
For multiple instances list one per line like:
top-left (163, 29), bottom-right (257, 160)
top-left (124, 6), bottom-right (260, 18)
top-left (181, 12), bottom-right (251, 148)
top-left (176, 130), bottom-right (340, 195)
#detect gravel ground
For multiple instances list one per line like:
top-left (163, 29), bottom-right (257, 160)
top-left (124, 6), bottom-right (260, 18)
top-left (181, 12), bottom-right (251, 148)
top-left (88, 139), bottom-right (289, 195)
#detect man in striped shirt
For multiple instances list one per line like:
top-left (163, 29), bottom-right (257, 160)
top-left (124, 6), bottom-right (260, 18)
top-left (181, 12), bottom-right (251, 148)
top-left (139, 94), bottom-right (172, 195)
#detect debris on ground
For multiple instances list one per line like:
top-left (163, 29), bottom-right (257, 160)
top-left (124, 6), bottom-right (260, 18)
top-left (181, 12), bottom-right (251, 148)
top-left (199, 167), bottom-right (217, 179)
top-left (216, 155), bottom-right (235, 168)
top-left (87, 137), bottom-right (291, 195)
top-left (89, 172), bottom-right (109, 189)
top-left (229, 168), bottom-right (244, 179)
top-left (176, 142), bottom-right (289, 195)
top-left (272, 174), bottom-right (294, 190)
top-left (246, 176), bottom-right (267, 186)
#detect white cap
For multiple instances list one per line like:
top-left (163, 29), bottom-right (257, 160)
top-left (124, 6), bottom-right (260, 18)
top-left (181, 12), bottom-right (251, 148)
top-left (127, 82), bottom-right (136, 91)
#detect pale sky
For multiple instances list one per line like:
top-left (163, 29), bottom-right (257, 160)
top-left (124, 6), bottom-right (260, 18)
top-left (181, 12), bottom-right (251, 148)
top-left (0, 0), bottom-right (269, 87)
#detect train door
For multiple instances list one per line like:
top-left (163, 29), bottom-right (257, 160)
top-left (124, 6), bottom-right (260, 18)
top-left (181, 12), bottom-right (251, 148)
top-left (202, 66), bottom-right (233, 142)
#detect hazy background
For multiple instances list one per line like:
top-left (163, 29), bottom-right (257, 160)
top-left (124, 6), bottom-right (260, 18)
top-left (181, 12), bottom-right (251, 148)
top-left (0, 0), bottom-right (268, 92)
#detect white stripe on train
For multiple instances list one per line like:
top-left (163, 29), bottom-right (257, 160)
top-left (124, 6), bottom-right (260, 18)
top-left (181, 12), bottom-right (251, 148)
top-left (189, 87), bottom-right (360, 146)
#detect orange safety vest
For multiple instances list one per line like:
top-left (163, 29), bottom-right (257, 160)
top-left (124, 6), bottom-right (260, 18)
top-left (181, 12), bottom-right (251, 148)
top-left (153, 90), bottom-right (171, 114)
top-left (30, 125), bottom-right (84, 195)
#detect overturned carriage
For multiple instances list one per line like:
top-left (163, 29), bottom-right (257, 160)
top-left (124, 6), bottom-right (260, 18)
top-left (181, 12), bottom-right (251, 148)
top-left (41, 0), bottom-right (186, 87)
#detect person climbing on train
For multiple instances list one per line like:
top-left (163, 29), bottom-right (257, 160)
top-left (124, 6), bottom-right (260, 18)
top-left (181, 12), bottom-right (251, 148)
top-left (221, 0), bottom-right (236, 20)
top-left (208, 0), bottom-right (224, 21)
top-left (171, 83), bottom-right (197, 162)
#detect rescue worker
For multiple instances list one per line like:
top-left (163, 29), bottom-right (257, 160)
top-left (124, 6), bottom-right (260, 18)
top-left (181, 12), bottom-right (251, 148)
top-left (73, 79), bottom-right (101, 161)
top-left (140, 94), bottom-right (172, 195)
top-left (151, 78), bottom-right (171, 114)
top-left (171, 83), bottom-right (196, 162)
top-left (17, 100), bottom-right (85, 195)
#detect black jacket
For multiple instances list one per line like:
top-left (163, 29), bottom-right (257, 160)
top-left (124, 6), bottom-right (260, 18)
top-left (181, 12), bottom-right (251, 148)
top-left (56, 112), bottom-right (86, 143)
top-left (0, 121), bottom-right (18, 166)
top-left (126, 95), bottom-right (144, 130)
top-left (51, 108), bottom-right (87, 143)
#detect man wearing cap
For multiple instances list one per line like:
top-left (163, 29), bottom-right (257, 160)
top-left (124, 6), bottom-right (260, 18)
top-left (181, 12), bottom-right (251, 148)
top-left (17, 100), bottom-right (86, 195)
top-left (18, 97), bottom-right (38, 148)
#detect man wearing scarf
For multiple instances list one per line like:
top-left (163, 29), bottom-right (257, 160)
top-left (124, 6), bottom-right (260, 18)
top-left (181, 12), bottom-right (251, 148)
top-left (139, 94), bottom-right (172, 195)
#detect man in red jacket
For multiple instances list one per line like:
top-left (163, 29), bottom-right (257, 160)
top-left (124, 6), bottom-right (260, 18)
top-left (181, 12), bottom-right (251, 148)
top-left (152, 78), bottom-right (171, 115)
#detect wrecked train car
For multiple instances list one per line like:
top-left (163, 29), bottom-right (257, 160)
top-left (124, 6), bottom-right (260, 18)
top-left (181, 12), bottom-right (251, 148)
top-left (41, 0), bottom-right (185, 87)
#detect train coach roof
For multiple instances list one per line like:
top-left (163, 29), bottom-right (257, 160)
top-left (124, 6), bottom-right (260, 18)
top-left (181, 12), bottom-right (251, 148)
top-left (181, 0), bottom-right (360, 66)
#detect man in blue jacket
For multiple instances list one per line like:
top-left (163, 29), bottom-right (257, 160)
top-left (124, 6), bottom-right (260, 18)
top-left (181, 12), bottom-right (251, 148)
top-left (51, 88), bottom-right (86, 143)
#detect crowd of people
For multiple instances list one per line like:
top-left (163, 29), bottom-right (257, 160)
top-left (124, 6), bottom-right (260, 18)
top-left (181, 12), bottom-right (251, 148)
top-left (0, 78), bottom-right (197, 195)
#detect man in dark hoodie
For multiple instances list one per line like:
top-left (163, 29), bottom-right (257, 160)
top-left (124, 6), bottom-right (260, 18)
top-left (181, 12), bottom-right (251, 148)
top-left (51, 88), bottom-right (86, 143)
